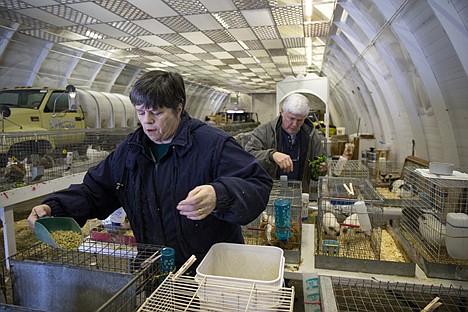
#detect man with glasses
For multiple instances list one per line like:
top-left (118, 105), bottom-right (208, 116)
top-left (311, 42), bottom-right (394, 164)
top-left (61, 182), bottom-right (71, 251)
top-left (245, 93), bottom-right (326, 192)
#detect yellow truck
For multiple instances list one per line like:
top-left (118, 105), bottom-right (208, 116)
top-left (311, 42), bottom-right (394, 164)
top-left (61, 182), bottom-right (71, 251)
top-left (0, 85), bottom-right (136, 167)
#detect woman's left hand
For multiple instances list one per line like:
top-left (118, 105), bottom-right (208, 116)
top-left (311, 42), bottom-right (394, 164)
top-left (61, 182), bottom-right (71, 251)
top-left (176, 185), bottom-right (216, 220)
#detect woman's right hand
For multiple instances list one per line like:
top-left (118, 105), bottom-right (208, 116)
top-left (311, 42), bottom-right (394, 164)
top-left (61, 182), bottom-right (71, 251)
top-left (28, 204), bottom-right (51, 229)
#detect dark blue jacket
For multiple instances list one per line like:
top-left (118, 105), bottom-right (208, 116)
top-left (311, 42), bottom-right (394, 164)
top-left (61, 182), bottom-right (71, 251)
top-left (44, 112), bottom-right (273, 269)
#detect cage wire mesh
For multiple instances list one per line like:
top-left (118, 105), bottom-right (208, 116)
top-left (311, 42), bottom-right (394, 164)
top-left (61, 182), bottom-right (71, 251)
top-left (0, 239), bottom-right (164, 312)
top-left (317, 177), bottom-right (384, 260)
top-left (0, 128), bottom-right (135, 192)
top-left (328, 159), bottom-right (369, 179)
top-left (399, 166), bottom-right (468, 265)
top-left (138, 273), bottom-right (295, 311)
top-left (320, 276), bottom-right (468, 312)
top-left (242, 180), bottom-right (303, 264)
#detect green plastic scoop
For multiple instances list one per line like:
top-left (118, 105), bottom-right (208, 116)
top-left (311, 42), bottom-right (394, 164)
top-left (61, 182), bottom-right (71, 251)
top-left (34, 217), bottom-right (83, 249)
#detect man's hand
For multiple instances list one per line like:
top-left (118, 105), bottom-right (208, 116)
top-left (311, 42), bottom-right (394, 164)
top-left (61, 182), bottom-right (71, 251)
top-left (272, 151), bottom-right (294, 173)
top-left (176, 185), bottom-right (216, 220)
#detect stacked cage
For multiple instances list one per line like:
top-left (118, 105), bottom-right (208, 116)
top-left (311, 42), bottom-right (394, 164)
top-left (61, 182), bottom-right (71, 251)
top-left (0, 128), bottom-right (133, 192)
top-left (0, 239), bottom-right (164, 312)
top-left (399, 166), bottom-right (468, 266)
top-left (328, 159), bottom-right (369, 179)
top-left (320, 276), bottom-right (468, 312)
top-left (138, 273), bottom-right (295, 311)
top-left (317, 177), bottom-right (384, 261)
top-left (242, 180), bottom-right (303, 264)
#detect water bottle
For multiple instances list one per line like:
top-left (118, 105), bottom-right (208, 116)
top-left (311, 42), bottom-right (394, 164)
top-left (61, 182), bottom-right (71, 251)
top-left (301, 193), bottom-right (309, 222)
top-left (274, 198), bottom-right (292, 241)
top-left (160, 247), bottom-right (175, 282)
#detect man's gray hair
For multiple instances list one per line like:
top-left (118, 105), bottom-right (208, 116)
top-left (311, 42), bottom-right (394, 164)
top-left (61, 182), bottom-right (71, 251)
top-left (282, 93), bottom-right (310, 116)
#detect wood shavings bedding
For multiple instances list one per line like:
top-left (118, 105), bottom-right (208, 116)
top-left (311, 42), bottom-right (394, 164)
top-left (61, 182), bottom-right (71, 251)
top-left (380, 228), bottom-right (408, 262)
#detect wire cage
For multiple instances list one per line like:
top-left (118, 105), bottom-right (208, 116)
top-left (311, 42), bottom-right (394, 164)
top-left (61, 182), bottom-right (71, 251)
top-left (320, 276), bottom-right (468, 312)
top-left (328, 159), bottom-right (369, 179)
top-left (399, 166), bottom-right (468, 265)
top-left (370, 161), bottom-right (403, 188)
top-left (0, 239), bottom-right (165, 312)
top-left (242, 180), bottom-right (303, 265)
top-left (316, 177), bottom-right (384, 261)
top-left (0, 128), bottom-right (135, 192)
top-left (138, 273), bottom-right (295, 311)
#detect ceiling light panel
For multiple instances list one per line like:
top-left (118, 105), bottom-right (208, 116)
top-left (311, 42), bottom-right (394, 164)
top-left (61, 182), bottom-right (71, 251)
top-left (68, 2), bottom-right (124, 23)
top-left (277, 24), bottom-right (304, 38)
top-left (127, 0), bottom-right (177, 18)
top-left (218, 42), bottom-right (243, 51)
top-left (18, 8), bottom-right (76, 27)
top-left (137, 35), bottom-right (172, 46)
top-left (241, 9), bottom-right (274, 27)
top-left (185, 14), bottom-right (223, 30)
top-left (175, 53), bottom-right (201, 61)
top-left (211, 51), bottom-right (234, 59)
top-left (179, 45), bottom-right (206, 53)
top-left (227, 28), bottom-right (256, 41)
top-left (198, 0), bottom-right (237, 11)
top-left (180, 31), bottom-right (214, 44)
top-left (133, 19), bottom-right (174, 34)
top-left (261, 39), bottom-right (284, 49)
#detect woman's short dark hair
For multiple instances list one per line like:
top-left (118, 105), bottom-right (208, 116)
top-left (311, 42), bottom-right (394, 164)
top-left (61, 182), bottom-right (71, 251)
top-left (129, 70), bottom-right (186, 113)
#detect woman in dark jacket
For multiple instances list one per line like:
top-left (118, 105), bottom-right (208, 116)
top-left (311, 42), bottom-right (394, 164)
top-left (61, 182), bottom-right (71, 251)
top-left (28, 70), bottom-right (273, 270)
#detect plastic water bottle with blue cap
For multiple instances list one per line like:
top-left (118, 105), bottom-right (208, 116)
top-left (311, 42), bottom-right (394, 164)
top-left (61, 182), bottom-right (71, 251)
top-left (274, 198), bottom-right (292, 241)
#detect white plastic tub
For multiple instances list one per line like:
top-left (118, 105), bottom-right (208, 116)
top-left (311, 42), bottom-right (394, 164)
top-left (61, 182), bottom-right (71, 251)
top-left (195, 243), bottom-right (285, 310)
top-left (446, 213), bottom-right (468, 259)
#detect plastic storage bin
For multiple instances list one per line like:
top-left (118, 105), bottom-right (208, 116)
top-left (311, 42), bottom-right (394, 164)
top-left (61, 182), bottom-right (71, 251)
top-left (446, 212), bottom-right (468, 259)
top-left (195, 243), bottom-right (285, 310)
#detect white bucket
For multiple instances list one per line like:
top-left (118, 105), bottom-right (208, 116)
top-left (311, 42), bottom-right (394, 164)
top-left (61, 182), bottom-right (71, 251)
top-left (446, 212), bottom-right (468, 259)
top-left (336, 127), bottom-right (345, 135)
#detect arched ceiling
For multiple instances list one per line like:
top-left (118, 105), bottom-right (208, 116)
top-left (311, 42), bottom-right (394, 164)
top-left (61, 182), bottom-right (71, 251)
top-left (0, 0), bottom-right (466, 168)
top-left (322, 0), bottom-right (467, 168)
top-left (0, 0), bottom-right (335, 93)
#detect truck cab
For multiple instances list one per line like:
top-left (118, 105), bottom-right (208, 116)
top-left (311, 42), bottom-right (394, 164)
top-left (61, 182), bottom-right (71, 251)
top-left (0, 86), bottom-right (86, 165)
